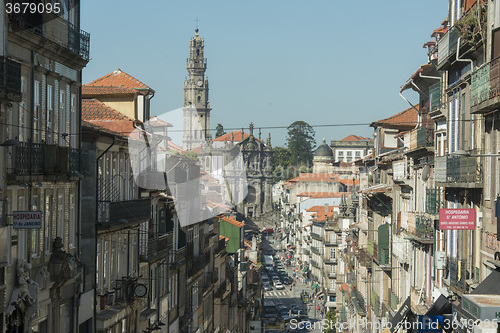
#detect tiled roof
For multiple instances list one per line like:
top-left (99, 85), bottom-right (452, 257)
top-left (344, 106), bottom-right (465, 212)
top-left (86, 69), bottom-right (152, 91)
top-left (82, 120), bottom-right (127, 138)
top-left (82, 85), bottom-right (138, 96)
top-left (289, 173), bottom-right (339, 183)
top-left (213, 131), bottom-right (250, 142)
top-left (431, 26), bottom-right (447, 37)
top-left (340, 135), bottom-right (372, 142)
top-left (371, 104), bottom-right (419, 129)
top-left (88, 120), bottom-right (137, 136)
top-left (82, 99), bottom-right (131, 121)
top-left (220, 216), bottom-right (244, 228)
top-left (339, 179), bottom-right (359, 186)
top-left (306, 205), bottom-right (336, 214)
top-left (296, 192), bottom-right (345, 198)
top-left (148, 116), bottom-right (173, 127)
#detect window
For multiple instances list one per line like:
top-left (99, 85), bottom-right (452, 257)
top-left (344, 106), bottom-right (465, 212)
top-left (104, 241), bottom-right (109, 288)
top-left (97, 243), bottom-right (101, 290)
top-left (355, 151), bottom-right (361, 158)
top-left (69, 194), bottom-right (75, 248)
top-left (347, 151), bottom-right (352, 156)
top-left (44, 195), bottom-right (52, 253)
top-left (330, 248), bottom-right (336, 260)
top-left (59, 89), bottom-right (66, 146)
top-left (57, 194), bottom-right (64, 241)
top-left (34, 80), bottom-right (41, 143)
top-left (70, 93), bottom-right (77, 147)
top-left (47, 84), bottom-right (54, 144)
top-left (31, 195), bottom-right (40, 257)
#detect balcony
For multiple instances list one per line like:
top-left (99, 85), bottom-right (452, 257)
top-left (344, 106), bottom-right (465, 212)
top-left (449, 257), bottom-right (468, 293)
top-left (407, 127), bottom-right (434, 155)
top-left (9, 12), bottom-right (90, 61)
top-left (351, 289), bottom-right (366, 317)
top-left (98, 198), bottom-right (151, 224)
top-left (327, 271), bottom-right (336, 278)
top-left (311, 246), bottom-right (320, 255)
top-left (188, 252), bottom-right (210, 276)
top-left (435, 155), bottom-right (482, 187)
top-left (0, 56), bottom-right (22, 100)
top-left (426, 188), bottom-right (441, 214)
top-left (310, 232), bottom-right (322, 241)
top-left (355, 248), bottom-right (372, 267)
top-left (415, 216), bottom-right (434, 241)
top-left (437, 27), bottom-right (459, 70)
top-left (429, 81), bottom-right (443, 118)
top-left (7, 143), bottom-right (89, 181)
top-left (141, 233), bottom-right (173, 261)
top-left (392, 160), bottom-right (408, 182)
top-left (471, 56), bottom-right (500, 114)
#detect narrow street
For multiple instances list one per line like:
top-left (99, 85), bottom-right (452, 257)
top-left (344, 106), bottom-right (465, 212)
top-left (261, 231), bottom-right (325, 332)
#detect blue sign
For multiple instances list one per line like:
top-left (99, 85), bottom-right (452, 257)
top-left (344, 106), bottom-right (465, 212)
top-left (418, 315), bottom-right (443, 333)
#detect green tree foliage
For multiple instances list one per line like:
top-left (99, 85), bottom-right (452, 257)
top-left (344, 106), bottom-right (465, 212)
top-left (286, 121), bottom-right (316, 167)
top-left (323, 308), bottom-right (337, 333)
top-left (215, 123), bottom-right (226, 138)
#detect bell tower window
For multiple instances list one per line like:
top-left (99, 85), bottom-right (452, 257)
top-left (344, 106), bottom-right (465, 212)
top-left (196, 49), bottom-right (200, 56)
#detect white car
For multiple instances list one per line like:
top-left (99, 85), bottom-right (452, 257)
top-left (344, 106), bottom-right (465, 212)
top-left (275, 281), bottom-right (285, 290)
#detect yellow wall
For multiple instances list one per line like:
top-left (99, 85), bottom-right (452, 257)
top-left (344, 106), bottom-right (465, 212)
top-left (99, 96), bottom-right (136, 119)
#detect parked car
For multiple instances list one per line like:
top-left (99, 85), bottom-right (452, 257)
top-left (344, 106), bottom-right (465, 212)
top-left (262, 228), bottom-right (274, 234)
top-left (275, 281), bottom-right (285, 290)
top-left (263, 283), bottom-right (273, 291)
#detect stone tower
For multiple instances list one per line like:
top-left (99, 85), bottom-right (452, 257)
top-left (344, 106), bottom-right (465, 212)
top-left (183, 28), bottom-right (211, 150)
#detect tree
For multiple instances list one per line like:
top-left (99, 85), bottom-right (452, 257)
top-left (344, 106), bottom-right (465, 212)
top-left (286, 121), bottom-right (316, 167)
top-left (323, 308), bottom-right (337, 333)
top-left (215, 123), bottom-right (226, 138)
top-left (272, 146), bottom-right (292, 181)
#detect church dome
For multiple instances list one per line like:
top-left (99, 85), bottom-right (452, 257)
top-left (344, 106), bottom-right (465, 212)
top-left (315, 139), bottom-right (333, 157)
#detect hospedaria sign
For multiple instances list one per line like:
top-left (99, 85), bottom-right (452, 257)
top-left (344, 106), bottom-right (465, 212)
top-left (439, 209), bottom-right (475, 230)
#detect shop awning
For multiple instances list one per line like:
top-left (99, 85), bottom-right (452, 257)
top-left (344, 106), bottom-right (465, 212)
top-left (311, 284), bottom-right (319, 290)
top-left (456, 270), bottom-right (500, 321)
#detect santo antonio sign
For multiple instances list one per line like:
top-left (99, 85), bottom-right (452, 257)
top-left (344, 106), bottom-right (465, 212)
top-left (439, 209), bottom-right (475, 230)
top-left (13, 211), bottom-right (42, 229)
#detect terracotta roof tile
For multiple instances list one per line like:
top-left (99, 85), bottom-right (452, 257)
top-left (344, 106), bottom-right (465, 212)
top-left (289, 173), bottom-right (339, 182)
top-left (213, 131), bottom-right (250, 142)
top-left (86, 69), bottom-right (152, 91)
top-left (296, 192), bottom-right (345, 198)
top-left (82, 99), bottom-right (131, 121)
top-left (371, 104), bottom-right (419, 129)
top-left (339, 179), bottom-right (359, 186)
top-left (340, 135), bottom-right (373, 142)
top-left (82, 85), bottom-right (138, 96)
top-left (306, 205), bottom-right (336, 214)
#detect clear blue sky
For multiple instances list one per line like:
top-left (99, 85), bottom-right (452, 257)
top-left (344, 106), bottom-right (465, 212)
top-left (81, 0), bottom-right (449, 147)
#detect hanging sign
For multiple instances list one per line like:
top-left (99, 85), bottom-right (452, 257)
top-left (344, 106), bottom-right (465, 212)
top-left (13, 211), bottom-right (42, 229)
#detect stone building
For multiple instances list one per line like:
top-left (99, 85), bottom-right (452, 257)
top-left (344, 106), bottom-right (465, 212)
top-left (330, 135), bottom-right (373, 163)
top-left (0, 6), bottom-right (90, 333)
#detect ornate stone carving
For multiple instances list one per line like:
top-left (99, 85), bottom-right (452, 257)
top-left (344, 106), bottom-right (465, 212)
top-left (49, 237), bottom-right (79, 283)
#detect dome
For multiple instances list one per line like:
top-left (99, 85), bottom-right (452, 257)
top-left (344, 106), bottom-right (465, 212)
top-left (315, 139), bottom-right (333, 157)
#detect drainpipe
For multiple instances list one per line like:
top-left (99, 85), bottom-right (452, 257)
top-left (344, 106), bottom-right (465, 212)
top-left (399, 81), bottom-right (421, 129)
top-left (456, 37), bottom-right (474, 70)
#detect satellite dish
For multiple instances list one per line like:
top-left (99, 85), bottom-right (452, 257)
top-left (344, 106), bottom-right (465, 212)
top-left (422, 165), bottom-right (430, 181)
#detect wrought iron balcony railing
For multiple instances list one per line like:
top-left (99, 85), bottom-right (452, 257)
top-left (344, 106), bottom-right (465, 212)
top-left (9, 12), bottom-right (90, 61)
top-left (435, 155), bottom-right (482, 184)
top-left (98, 198), bottom-right (151, 224)
top-left (8, 142), bottom-right (88, 177)
top-left (471, 56), bottom-right (500, 112)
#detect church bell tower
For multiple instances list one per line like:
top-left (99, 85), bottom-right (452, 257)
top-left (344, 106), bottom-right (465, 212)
top-left (183, 29), bottom-right (211, 150)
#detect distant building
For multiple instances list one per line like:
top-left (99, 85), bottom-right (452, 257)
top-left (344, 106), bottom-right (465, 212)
top-left (330, 135), bottom-right (373, 163)
top-left (183, 29), bottom-right (211, 150)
